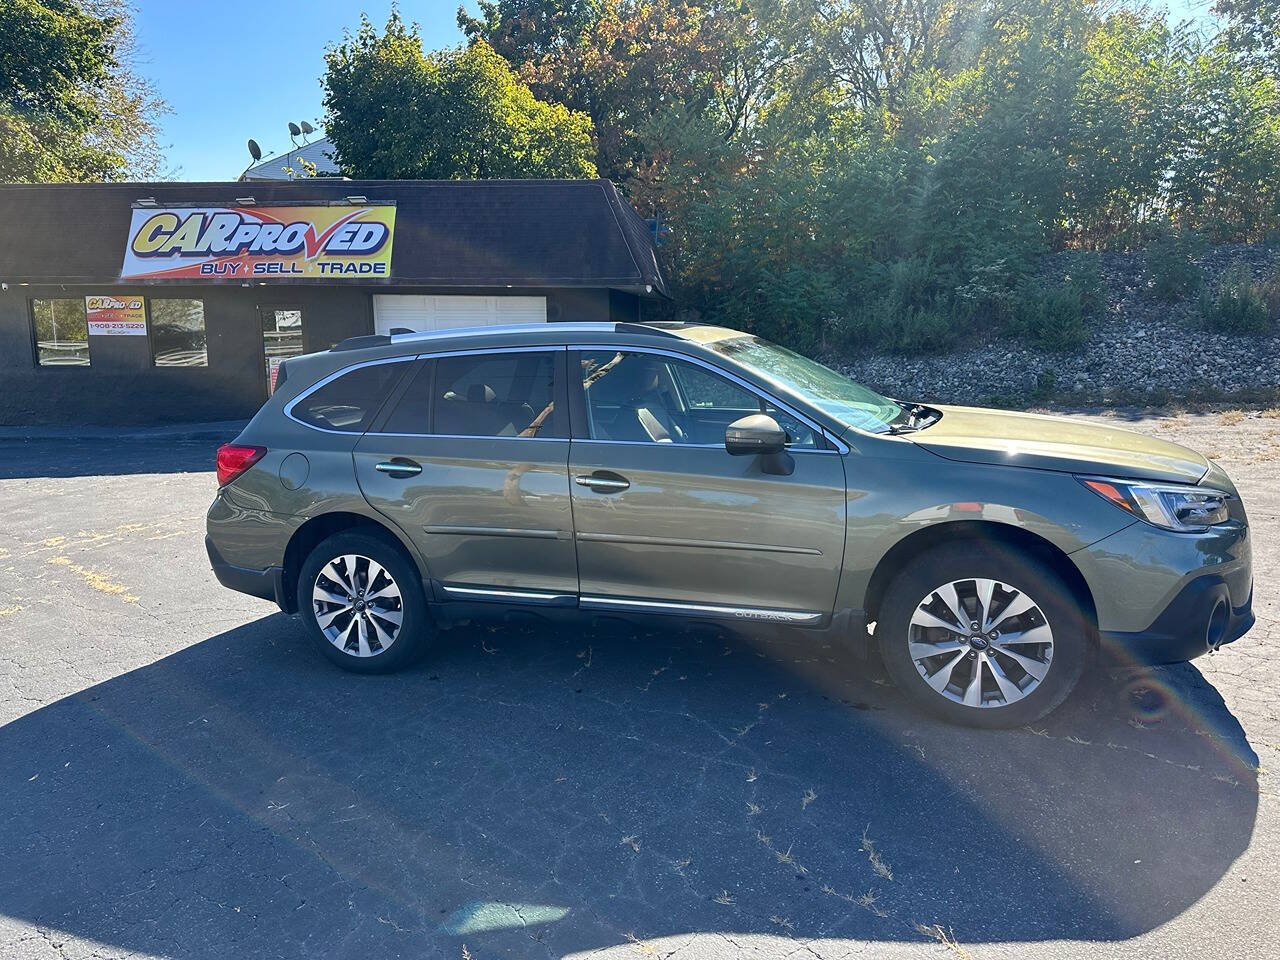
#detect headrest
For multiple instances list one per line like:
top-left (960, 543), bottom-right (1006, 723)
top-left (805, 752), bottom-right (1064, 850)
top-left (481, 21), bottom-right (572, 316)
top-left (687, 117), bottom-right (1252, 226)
top-left (466, 383), bottom-right (496, 403)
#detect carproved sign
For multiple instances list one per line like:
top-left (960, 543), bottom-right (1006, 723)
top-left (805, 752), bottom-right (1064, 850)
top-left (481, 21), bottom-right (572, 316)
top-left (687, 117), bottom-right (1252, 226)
top-left (86, 295), bottom-right (147, 335)
top-left (120, 203), bottom-right (396, 281)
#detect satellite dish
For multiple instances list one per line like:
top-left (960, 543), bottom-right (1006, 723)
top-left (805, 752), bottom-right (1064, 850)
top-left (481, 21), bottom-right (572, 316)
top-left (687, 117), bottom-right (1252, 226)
top-left (288, 122), bottom-right (302, 137)
top-left (300, 120), bottom-right (315, 136)
top-left (247, 138), bottom-right (262, 162)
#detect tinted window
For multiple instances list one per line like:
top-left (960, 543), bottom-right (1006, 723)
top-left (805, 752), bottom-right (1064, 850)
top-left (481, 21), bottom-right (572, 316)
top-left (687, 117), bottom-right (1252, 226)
top-left (383, 351), bottom-right (561, 438)
top-left (151, 299), bottom-right (207, 367)
top-left (32, 298), bottom-right (90, 366)
top-left (292, 362), bottom-right (407, 433)
top-left (578, 351), bottom-right (817, 447)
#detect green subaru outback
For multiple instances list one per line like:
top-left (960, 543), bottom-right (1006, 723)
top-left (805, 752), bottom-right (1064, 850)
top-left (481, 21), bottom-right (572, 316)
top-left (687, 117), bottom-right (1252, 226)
top-left (207, 322), bottom-right (1253, 727)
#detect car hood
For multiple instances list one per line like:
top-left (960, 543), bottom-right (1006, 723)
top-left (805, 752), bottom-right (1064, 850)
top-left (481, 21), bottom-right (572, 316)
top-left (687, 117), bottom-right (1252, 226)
top-left (906, 405), bottom-right (1209, 484)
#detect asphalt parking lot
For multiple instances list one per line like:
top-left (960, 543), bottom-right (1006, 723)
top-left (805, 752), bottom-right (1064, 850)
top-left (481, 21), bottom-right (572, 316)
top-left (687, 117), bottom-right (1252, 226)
top-left (0, 410), bottom-right (1276, 960)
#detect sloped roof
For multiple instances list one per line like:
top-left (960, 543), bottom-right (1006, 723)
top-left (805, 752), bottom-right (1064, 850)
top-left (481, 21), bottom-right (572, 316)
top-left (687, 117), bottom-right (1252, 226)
top-left (240, 138), bottom-right (341, 181)
top-left (0, 179), bottom-right (669, 296)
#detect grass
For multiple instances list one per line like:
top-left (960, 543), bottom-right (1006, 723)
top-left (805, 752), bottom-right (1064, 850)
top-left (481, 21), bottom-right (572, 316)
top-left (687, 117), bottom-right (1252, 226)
top-left (861, 826), bottom-right (893, 880)
top-left (914, 923), bottom-right (975, 959)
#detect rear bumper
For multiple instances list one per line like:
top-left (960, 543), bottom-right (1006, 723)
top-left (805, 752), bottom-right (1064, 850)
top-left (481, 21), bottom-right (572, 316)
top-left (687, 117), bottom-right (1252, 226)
top-left (1099, 574), bottom-right (1254, 665)
top-left (206, 536), bottom-right (288, 611)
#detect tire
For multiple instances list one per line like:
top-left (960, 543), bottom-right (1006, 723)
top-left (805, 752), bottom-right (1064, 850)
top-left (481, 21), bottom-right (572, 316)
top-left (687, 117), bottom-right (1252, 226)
top-left (296, 530), bottom-right (431, 674)
top-left (876, 541), bottom-right (1089, 728)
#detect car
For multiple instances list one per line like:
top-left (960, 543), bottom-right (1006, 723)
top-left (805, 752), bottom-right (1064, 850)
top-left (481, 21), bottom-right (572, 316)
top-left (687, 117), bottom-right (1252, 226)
top-left (206, 321), bottom-right (1254, 727)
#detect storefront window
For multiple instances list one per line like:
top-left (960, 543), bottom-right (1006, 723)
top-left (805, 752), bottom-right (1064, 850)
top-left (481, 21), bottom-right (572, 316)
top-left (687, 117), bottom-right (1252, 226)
top-left (262, 308), bottom-right (304, 385)
top-left (151, 299), bottom-right (208, 367)
top-left (31, 299), bottom-right (90, 366)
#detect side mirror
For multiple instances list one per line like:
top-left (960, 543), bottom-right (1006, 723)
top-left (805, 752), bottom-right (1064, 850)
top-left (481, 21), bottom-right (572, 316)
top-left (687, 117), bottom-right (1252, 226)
top-left (725, 414), bottom-right (787, 456)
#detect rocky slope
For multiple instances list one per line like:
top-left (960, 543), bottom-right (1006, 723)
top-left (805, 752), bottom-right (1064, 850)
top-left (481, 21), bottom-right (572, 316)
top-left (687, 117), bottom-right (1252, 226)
top-left (834, 245), bottom-right (1280, 407)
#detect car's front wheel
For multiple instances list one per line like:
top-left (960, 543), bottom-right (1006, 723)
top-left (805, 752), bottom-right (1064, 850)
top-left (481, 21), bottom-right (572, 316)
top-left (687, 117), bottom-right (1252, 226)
top-left (297, 530), bottom-right (431, 673)
top-left (876, 542), bottom-right (1089, 727)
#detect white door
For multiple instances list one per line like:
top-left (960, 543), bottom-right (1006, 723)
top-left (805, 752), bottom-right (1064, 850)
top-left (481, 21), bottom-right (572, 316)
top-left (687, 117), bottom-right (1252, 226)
top-left (373, 295), bottom-right (546, 335)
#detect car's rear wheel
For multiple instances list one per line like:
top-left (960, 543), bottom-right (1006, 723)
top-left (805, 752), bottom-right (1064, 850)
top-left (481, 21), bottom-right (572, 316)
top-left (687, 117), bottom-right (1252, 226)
top-left (876, 542), bottom-right (1089, 727)
top-left (297, 531), bottom-right (430, 673)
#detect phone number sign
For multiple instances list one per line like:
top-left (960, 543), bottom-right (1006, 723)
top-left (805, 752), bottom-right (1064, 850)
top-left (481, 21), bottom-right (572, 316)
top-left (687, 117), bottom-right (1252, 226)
top-left (86, 295), bottom-right (147, 336)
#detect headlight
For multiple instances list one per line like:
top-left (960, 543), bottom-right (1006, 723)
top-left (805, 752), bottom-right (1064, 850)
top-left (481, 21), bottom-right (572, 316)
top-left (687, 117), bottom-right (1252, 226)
top-left (1078, 476), bottom-right (1231, 532)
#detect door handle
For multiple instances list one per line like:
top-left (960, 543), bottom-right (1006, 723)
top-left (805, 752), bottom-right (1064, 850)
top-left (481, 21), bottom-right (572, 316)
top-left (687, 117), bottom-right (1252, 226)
top-left (375, 458), bottom-right (423, 477)
top-left (574, 472), bottom-right (630, 493)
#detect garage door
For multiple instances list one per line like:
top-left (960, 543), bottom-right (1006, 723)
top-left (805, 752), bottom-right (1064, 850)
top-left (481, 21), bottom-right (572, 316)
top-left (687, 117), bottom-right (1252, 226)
top-left (373, 295), bottom-right (547, 335)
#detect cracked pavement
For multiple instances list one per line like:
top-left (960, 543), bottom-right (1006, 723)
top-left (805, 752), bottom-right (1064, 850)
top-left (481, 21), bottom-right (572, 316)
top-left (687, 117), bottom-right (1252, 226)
top-left (0, 410), bottom-right (1276, 960)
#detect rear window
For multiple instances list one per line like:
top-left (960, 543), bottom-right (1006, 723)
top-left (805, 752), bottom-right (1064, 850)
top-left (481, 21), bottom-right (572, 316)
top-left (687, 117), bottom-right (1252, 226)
top-left (292, 361), bottom-right (408, 433)
top-left (380, 351), bottom-right (563, 438)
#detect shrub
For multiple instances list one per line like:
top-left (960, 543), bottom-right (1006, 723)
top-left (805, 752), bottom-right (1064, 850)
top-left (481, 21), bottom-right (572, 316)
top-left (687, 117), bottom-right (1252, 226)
top-left (1145, 228), bottom-right (1205, 300)
top-left (1013, 284), bottom-right (1091, 352)
top-left (843, 258), bottom-right (960, 354)
top-left (953, 259), bottom-right (1020, 326)
top-left (1198, 260), bottom-right (1272, 334)
top-left (1060, 252), bottom-right (1106, 317)
top-left (1257, 262), bottom-right (1280, 320)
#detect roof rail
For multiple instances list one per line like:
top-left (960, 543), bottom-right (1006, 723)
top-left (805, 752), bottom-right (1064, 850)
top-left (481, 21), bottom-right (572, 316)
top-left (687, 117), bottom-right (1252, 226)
top-left (332, 334), bottom-right (392, 352)
top-left (613, 322), bottom-right (686, 338)
top-left (332, 320), bottom-right (694, 353)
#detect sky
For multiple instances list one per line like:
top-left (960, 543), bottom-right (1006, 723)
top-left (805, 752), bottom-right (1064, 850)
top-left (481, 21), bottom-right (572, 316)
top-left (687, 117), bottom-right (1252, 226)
top-left (132, 1), bottom-right (468, 181)
top-left (131, 0), bottom-right (1216, 183)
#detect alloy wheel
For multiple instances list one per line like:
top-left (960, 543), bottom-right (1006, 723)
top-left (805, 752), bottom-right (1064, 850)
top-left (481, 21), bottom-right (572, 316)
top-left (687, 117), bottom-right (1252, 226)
top-left (907, 577), bottom-right (1054, 709)
top-left (311, 554), bottom-right (404, 658)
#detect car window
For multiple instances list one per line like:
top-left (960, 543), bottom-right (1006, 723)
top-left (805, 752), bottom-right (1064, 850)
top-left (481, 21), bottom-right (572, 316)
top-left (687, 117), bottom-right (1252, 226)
top-left (578, 350), bottom-right (817, 448)
top-left (384, 351), bottom-right (563, 438)
top-left (291, 361), bottom-right (408, 433)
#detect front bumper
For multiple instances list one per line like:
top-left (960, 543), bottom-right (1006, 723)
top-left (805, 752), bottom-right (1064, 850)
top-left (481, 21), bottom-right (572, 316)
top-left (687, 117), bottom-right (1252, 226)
top-left (1074, 513), bottom-right (1253, 666)
top-left (206, 536), bottom-right (288, 611)
top-left (1099, 574), bottom-right (1254, 665)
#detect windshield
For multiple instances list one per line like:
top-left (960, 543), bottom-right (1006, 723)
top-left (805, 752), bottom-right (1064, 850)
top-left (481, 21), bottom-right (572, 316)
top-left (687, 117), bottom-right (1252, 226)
top-left (707, 336), bottom-right (904, 434)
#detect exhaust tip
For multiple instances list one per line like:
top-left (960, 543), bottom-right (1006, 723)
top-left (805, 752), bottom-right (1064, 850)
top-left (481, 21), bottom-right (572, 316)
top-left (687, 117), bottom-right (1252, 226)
top-left (1205, 598), bottom-right (1229, 653)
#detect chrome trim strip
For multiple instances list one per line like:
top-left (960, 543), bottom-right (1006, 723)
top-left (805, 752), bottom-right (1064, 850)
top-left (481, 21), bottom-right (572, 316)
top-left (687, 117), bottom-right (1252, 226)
top-left (424, 525), bottom-right (564, 540)
top-left (569, 343), bottom-right (849, 454)
top-left (389, 323), bottom-right (616, 345)
top-left (367, 432), bottom-right (566, 441)
top-left (579, 595), bottom-right (825, 624)
top-left (413, 344), bottom-right (568, 360)
top-left (574, 476), bottom-right (630, 490)
top-left (375, 460), bottom-right (422, 475)
top-left (440, 585), bottom-right (575, 605)
top-left (575, 531), bottom-right (821, 556)
top-left (569, 438), bottom-right (834, 454)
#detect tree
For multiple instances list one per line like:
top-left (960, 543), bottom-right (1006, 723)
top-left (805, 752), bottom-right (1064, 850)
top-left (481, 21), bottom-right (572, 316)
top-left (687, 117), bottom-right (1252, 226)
top-left (321, 12), bottom-right (597, 180)
top-left (0, 0), bottom-right (166, 182)
top-left (461, 0), bottom-right (822, 203)
top-left (1214, 0), bottom-right (1280, 77)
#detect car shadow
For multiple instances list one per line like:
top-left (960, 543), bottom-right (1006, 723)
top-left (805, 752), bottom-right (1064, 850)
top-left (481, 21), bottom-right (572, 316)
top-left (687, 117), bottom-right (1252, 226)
top-left (0, 436), bottom-right (220, 479)
top-left (0, 612), bottom-right (1259, 958)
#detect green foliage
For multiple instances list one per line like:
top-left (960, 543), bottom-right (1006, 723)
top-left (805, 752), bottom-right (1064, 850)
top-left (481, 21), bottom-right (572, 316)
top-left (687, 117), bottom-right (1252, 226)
top-left (1199, 260), bottom-right (1273, 333)
top-left (1011, 284), bottom-right (1091, 352)
top-left (322, 13), bottom-right (596, 180)
top-left (1145, 228), bottom-right (1206, 300)
top-left (0, 0), bottom-right (165, 182)
top-left (448, 0), bottom-right (1280, 353)
top-left (1258, 261), bottom-right (1280, 318)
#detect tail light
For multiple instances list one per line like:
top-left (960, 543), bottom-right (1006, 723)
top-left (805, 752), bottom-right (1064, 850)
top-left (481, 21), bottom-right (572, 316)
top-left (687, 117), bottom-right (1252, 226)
top-left (216, 443), bottom-right (266, 487)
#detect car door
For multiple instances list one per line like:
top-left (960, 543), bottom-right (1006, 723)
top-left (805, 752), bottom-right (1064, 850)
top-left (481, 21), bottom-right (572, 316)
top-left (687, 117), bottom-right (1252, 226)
top-left (353, 346), bottom-right (577, 604)
top-left (568, 346), bottom-right (847, 622)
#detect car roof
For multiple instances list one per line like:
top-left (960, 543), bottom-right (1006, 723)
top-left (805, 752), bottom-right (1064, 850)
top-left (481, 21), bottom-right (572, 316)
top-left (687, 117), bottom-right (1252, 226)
top-left (330, 321), bottom-right (743, 354)
top-left (276, 321), bottom-right (750, 402)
